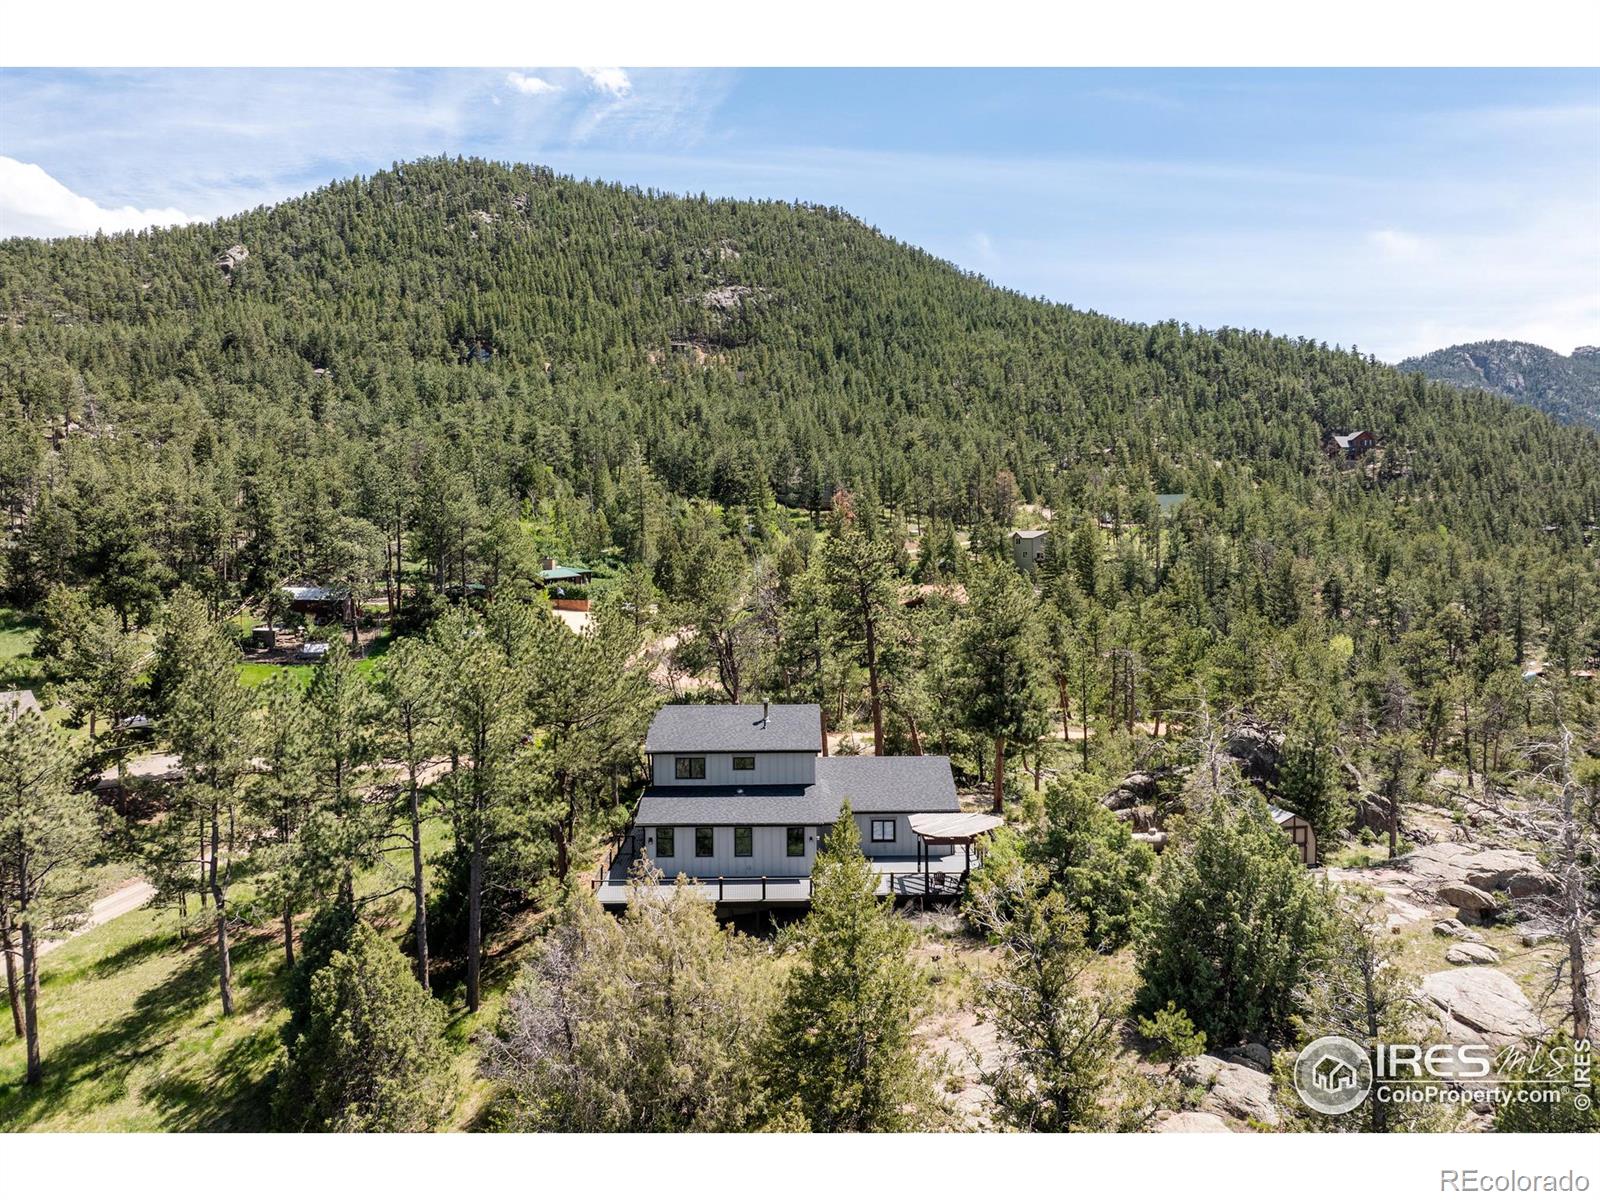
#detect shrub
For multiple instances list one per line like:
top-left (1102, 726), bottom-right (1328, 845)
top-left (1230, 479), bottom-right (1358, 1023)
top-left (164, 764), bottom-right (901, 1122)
top-left (274, 922), bottom-right (454, 1132)
top-left (1135, 796), bottom-right (1334, 1044)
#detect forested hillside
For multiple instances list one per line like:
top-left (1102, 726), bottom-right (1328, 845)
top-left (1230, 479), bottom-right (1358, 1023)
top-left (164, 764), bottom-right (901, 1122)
top-left (2, 155), bottom-right (1597, 597)
top-left (1, 157), bottom-right (1597, 1133)
top-left (1398, 340), bottom-right (1600, 431)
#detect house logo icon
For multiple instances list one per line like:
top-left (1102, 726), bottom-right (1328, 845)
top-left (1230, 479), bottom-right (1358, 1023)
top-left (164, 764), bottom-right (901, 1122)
top-left (1293, 1036), bottom-right (1373, 1115)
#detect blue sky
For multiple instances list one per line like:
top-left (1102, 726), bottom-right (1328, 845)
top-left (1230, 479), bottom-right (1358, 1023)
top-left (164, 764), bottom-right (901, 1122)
top-left (2, 68), bottom-right (1596, 360)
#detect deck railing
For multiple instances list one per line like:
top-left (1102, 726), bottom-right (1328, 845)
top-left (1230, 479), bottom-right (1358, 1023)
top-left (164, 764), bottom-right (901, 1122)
top-left (590, 869), bottom-right (966, 902)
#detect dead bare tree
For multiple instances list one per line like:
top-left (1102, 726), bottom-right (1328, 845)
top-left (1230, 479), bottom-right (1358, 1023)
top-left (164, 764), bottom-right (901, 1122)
top-left (1502, 717), bottom-right (1595, 1042)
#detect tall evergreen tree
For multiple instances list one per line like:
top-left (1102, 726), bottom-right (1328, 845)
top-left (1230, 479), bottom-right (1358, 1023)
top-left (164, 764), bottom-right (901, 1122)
top-left (763, 803), bottom-right (934, 1131)
top-left (155, 591), bottom-right (256, 1016)
top-left (0, 709), bottom-right (95, 1083)
top-left (957, 559), bottom-right (1050, 811)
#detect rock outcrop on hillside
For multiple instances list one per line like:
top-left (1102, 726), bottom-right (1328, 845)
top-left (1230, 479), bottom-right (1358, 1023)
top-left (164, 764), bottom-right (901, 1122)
top-left (1418, 967), bottom-right (1545, 1046)
top-left (1398, 340), bottom-right (1600, 430)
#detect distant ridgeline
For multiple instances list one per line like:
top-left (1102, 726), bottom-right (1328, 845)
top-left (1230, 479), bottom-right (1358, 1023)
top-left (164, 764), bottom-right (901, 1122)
top-left (1398, 341), bottom-right (1600, 432)
top-left (0, 156), bottom-right (1597, 614)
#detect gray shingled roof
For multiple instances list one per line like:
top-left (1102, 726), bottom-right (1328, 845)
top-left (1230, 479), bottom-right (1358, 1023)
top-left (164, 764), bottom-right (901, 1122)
top-left (816, 756), bottom-right (959, 813)
top-left (636, 785), bottom-right (836, 826)
top-left (644, 703), bottom-right (823, 753)
top-left (634, 755), bottom-right (959, 825)
top-left (283, 584), bottom-right (344, 602)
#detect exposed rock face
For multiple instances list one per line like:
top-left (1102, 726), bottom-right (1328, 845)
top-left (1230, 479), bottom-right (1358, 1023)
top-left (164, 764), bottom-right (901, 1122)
top-left (1397, 340), bottom-right (1600, 431)
top-left (1432, 918), bottom-right (1486, 943)
top-left (1101, 770), bottom-right (1170, 812)
top-left (1419, 967), bottom-right (1545, 1046)
top-left (1223, 721), bottom-right (1283, 787)
top-left (1156, 1111), bottom-right (1232, 1133)
top-left (1218, 1043), bottom-right (1274, 1073)
top-left (701, 284), bottom-right (759, 311)
top-left (1182, 1055), bottom-right (1280, 1127)
top-left (1404, 843), bottom-right (1548, 895)
top-left (1445, 943), bottom-right (1501, 965)
top-left (1439, 882), bottom-right (1500, 919)
top-left (214, 244), bottom-right (249, 274)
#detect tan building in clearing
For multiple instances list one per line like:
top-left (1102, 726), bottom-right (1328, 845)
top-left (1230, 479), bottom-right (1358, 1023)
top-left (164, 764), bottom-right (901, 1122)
top-left (1271, 805), bottom-right (1318, 866)
top-left (1011, 529), bottom-right (1049, 573)
top-left (0, 689), bottom-right (41, 720)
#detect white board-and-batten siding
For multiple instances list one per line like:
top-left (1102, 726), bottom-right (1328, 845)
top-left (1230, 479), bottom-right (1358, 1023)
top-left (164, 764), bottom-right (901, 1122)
top-left (852, 813), bottom-right (930, 858)
top-left (643, 824), bottom-right (819, 877)
top-left (649, 750), bottom-right (817, 787)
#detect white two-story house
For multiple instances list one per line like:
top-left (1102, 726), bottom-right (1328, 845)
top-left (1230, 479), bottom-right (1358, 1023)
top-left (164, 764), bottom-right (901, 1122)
top-left (594, 702), bottom-right (996, 907)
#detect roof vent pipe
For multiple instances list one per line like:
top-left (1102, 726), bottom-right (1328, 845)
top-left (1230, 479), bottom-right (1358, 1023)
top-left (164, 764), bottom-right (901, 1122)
top-left (762, 700), bottom-right (769, 726)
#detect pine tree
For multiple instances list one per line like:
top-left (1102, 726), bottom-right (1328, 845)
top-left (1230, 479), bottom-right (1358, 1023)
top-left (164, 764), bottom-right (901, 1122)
top-left (274, 922), bottom-right (453, 1132)
top-left (957, 559), bottom-right (1051, 811)
top-left (969, 878), bottom-right (1135, 1131)
top-left (764, 803), bottom-right (935, 1131)
top-left (483, 873), bottom-right (775, 1132)
top-left (250, 673), bottom-right (315, 967)
top-left (1279, 701), bottom-right (1352, 845)
top-left (294, 638), bottom-right (384, 903)
top-left (819, 492), bottom-right (901, 755)
top-left (1293, 891), bottom-right (1455, 1131)
top-left (1032, 777), bottom-right (1154, 951)
top-left (155, 591), bottom-right (256, 1016)
top-left (428, 607), bottom-right (527, 1012)
top-left (1136, 797), bottom-right (1334, 1044)
top-left (0, 709), bottom-right (96, 1083)
top-left (375, 637), bottom-right (440, 989)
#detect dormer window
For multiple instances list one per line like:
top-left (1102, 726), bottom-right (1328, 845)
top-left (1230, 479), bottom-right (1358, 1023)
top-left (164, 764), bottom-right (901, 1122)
top-left (674, 756), bottom-right (706, 780)
top-left (732, 755), bottom-right (755, 771)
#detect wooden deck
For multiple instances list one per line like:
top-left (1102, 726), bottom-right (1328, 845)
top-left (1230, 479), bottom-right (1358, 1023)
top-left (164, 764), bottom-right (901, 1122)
top-left (592, 843), bottom-right (975, 907)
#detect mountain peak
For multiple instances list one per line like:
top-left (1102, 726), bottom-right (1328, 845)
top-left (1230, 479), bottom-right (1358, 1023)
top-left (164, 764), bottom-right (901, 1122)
top-left (1397, 340), bottom-right (1600, 431)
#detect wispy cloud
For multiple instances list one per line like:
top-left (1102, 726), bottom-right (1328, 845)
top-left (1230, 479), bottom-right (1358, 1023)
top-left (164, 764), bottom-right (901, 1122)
top-left (1368, 228), bottom-right (1430, 262)
top-left (0, 155), bottom-right (196, 238)
top-left (505, 71), bottom-right (559, 96)
top-left (582, 68), bottom-right (632, 97)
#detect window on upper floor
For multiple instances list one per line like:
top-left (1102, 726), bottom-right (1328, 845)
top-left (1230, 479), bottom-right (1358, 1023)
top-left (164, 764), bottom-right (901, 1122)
top-left (786, 826), bottom-right (805, 857)
top-left (695, 826), bottom-right (714, 857)
top-left (675, 756), bottom-right (706, 780)
top-left (655, 827), bottom-right (675, 857)
top-left (732, 755), bottom-right (755, 771)
top-left (870, 818), bottom-right (895, 843)
top-left (734, 826), bottom-right (753, 857)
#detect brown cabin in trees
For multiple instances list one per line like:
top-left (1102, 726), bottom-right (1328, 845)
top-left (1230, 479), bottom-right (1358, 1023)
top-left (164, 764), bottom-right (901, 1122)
top-left (1322, 430), bottom-right (1377, 459)
top-left (282, 584), bottom-right (357, 625)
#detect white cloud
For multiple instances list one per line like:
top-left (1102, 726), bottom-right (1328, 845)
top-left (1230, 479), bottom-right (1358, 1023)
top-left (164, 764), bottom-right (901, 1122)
top-left (582, 68), bottom-right (632, 97)
top-left (1368, 228), bottom-right (1430, 262)
top-left (505, 71), bottom-right (558, 96)
top-left (0, 156), bottom-right (196, 239)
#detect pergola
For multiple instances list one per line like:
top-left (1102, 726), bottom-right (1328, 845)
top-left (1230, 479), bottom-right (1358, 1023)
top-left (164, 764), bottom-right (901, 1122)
top-left (907, 812), bottom-right (1004, 889)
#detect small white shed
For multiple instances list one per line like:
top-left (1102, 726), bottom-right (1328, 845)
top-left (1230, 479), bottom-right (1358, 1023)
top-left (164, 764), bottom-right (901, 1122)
top-left (1270, 806), bottom-right (1317, 867)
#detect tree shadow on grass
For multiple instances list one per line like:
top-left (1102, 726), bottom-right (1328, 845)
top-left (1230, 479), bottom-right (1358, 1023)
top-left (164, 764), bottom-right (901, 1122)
top-left (43, 931), bottom-right (180, 989)
top-left (0, 929), bottom-right (282, 1131)
top-left (139, 1019), bottom-right (282, 1131)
